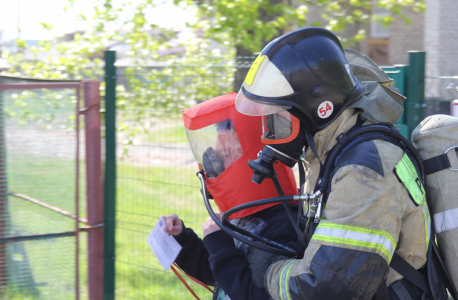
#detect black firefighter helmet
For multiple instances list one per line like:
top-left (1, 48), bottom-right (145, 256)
top-left (236, 27), bottom-right (363, 131)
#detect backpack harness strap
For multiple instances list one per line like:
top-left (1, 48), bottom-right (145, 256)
top-left (423, 145), bottom-right (458, 175)
top-left (391, 252), bottom-right (431, 296)
top-left (391, 280), bottom-right (414, 300)
top-left (423, 154), bottom-right (450, 175)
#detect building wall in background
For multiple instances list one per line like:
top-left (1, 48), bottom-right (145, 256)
top-left (424, 0), bottom-right (458, 75)
top-left (388, 7), bottom-right (424, 66)
top-left (295, 0), bottom-right (457, 77)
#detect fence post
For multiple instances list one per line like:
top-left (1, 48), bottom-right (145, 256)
top-left (104, 51), bottom-right (116, 300)
top-left (405, 51), bottom-right (426, 139)
top-left (83, 81), bottom-right (104, 300)
top-left (0, 90), bottom-right (8, 291)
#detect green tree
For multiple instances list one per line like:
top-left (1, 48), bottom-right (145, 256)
top-left (192, 0), bottom-right (425, 89)
top-left (1, 0), bottom-right (425, 142)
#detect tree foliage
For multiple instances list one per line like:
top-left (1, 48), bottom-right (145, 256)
top-left (191, 0), bottom-right (425, 50)
top-left (1, 0), bottom-right (425, 144)
top-left (2, 0), bottom-right (426, 78)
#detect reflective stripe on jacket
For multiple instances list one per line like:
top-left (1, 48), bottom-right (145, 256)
top-left (265, 109), bottom-right (430, 300)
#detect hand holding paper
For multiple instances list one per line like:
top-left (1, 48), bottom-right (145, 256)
top-left (146, 217), bottom-right (182, 270)
top-left (162, 213), bottom-right (183, 236)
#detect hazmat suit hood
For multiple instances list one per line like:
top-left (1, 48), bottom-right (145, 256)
top-left (182, 92), bottom-right (298, 219)
top-left (345, 49), bottom-right (406, 125)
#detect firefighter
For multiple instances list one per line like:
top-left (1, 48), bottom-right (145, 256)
top-left (235, 27), bottom-right (437, 299)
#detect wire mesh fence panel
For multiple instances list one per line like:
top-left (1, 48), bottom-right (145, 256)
top-left (4, 237), bottom-right (76, 299)
top-left (112, 55), bottom-right (254, 299)
top-left (0, 84), bottom-right (87, 300)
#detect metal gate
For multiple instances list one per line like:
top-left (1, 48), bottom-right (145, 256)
top-left (0, 78), bottom-right (103, 300)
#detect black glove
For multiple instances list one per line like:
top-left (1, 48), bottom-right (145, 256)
top-left (246, 242), bottom-right (297, 289)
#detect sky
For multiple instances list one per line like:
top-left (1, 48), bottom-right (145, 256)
top-left (0, 0), bottom-right (196, 42)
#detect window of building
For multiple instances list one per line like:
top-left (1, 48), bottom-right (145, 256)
top-left (371, 3), bottom-right (390, 38)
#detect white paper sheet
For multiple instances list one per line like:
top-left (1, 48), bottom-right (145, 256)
top-left (146, 217), bottom-right (182, 270)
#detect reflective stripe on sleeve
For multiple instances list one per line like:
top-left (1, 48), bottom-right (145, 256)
top-left (311, 222), bottom-right (396, 262)
top-left (421, 202), bottom-right (431, 263)
top-left (279, 260), bottom-right (299, 300)
top-left (434, 207), bottom-right (458, 234)
top-left (422, 202), bottom-right (431, 253)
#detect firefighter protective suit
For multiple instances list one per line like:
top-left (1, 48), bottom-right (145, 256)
top-left (264, 108), bottom-right (431, 299)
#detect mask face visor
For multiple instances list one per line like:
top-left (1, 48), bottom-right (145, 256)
top-left (186, 119), bottom-right (243, 178)
top-left (261, 112), bottom-right (300, 145)
top-left (235, 89), bottom-right (291, 116)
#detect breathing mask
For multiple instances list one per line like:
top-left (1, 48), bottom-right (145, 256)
top-left (248, 110), bottom-right (310, 184)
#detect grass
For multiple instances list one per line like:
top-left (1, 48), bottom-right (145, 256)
top-left (1, 153), bottom-right (216, 300)
top-left (145, 122), bottom-right (188, 144)
top-left (144, 121), bottom-right (189, 144)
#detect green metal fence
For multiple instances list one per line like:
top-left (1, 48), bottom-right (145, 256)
top-left (104, 51), bottom-right (254, 299)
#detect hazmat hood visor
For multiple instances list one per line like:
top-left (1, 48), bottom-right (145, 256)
top-left (185, 119), bottom-right (243, 179)
top-left (235, 87), bottom-right (292, 116)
